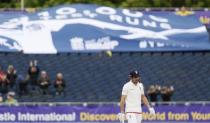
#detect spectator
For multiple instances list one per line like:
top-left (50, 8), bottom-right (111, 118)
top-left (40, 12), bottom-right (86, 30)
top-left (6, 65), bottom-right (17, 89)
top-left (160, 86), bottom-right (174, 102)
top-left (147, 85), bottom-right (160, 102)
top-left (176, 6), bottom-right (194, 16)
top-left (0, 94), bottom-right (3, 103)
top-left (0, 74), bottom-right (9, 95)
top-left (0, 66), bottom-right (5, 81)
top-left (54, 73), bottom-right (65, 96)
top-left (5, 91), bottom-right (18, 105)
top-left (17, 75), bottom-right (29, 97)
top-left (38, 71), bottom-right (50, 95)
top-left (28, 60), bottom-right (40, 90)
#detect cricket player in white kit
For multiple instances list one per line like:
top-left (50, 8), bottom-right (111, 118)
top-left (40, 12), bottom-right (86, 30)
top-left (119, 70), bottom-right (155, 123)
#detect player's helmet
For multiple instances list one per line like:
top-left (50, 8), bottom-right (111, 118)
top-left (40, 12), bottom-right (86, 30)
top-left (129, 70), bottom-right (140, 78)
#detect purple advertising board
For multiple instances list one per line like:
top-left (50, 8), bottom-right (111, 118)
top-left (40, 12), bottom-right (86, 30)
top-left (0, 104), bottom-right (209, 122)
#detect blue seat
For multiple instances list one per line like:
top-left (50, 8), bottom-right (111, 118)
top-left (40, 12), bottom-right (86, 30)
top-left (0, 52), bottom-right (209, 102)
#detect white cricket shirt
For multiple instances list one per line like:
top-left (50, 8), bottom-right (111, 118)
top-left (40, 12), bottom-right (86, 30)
top-left (121, 81), bottom-right (144, 113)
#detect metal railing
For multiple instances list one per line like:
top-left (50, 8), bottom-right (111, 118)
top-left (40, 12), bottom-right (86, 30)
top-left (0, 7), bottom-right (209, 13)
top-left (2, 101), bottom-right (210, 106)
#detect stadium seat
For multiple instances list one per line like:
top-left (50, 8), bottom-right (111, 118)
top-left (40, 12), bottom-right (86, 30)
top-left (0, 52), bottom-right (209, 102)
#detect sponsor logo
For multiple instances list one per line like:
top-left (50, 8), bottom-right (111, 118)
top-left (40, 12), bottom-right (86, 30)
top-left (70, 36), bottom-right (119, 50)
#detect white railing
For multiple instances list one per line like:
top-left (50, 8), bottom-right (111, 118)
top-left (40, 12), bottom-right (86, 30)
top-left (3, 101), bottom-right (210, 106)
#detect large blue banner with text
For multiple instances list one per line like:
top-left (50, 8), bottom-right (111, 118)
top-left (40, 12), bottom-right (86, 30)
top-left (0, 4), bottom-right (209, 53)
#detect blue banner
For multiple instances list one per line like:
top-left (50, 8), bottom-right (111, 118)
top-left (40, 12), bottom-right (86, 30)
top-left (0, 4), bottom-right (209, 53)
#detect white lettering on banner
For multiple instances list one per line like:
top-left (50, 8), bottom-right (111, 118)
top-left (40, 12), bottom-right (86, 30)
top-left (55, 13), bottom-right (85, 19)
top-left (139, 41), bottom-right (165, 48)
top-left (157, 42), bottom-right (165, 47)
top-left (18, 112), bottom-right (76, 121)
top-left (160, 23), bottom-right (172, 29)
top-left (83, 10), bottom-right (97, 18)
top-left (71, 13), bottom-right (83, 18)
top-left (86, 37), bottom-right (118, 49)
top-left (126, 17), bottom-right (139, 25)
top-left (56, 7), bottom-right (77, 15)
top-left (0, 112), bottom-right (16, 121)
top-left (110, 15), bottom-right (123, 23)
top-left (55, 15), bottom-right (68, 19)
top-left (139, 41), bottom-right (147, 48)
top-left (122, 9), bottom-right (143, 18)
top-left (109, 15), bottom-right (171, 29)
top-left (143, 20), bottom-right (157, 28)
top-left (47, 18), bottom-right (204, 40)
top-left (139, 40), bottom-right (190, 48)
top-left (70, 37), bottom-right (119, 50)
top-left (148, 41), bottom-right (155, 47)
top-left (27, 6), bottom-right (174, 30)
top-left (96, 7), bottom-right (116, 15)
top-left (38, 11), bottom-right (52, 20)
top-left (70, 37), bottom-right (85, 50)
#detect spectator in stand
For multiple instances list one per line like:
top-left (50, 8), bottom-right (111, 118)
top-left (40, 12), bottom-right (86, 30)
top-left (17, 74), bottom-right (29, 97)
top-left (5, 91), bottom-right (18, 105)
top-left (0, 66), bottom-right (5, 81)
top-left (176, 6), bottom-right (194, 16)
top-left (28, 60), bottom-right (40, 90)
top-left (0, 74), bottom-right (9, 95)
top-left (0, 93), bottom-right (3, 103)
top-left (6, 65), bottom-right (17, 90)
top-left (54, 73), bottom-right (65, 96)
top-left (160, 86), bottom-right (174, 102)
top-left (147, 85), bottom-right (160, 102)
top-left (38, 71), bottom-right (50, 95)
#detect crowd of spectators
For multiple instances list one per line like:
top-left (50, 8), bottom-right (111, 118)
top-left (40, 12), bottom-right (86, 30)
top-left (147, 84), bottom-right (174, 102)
top-left (1, 60), bottom-right (175, 103)
top-left (0, 60), bottom-right (66, 102)
top-left (126, 72), bottom-right (175, 102)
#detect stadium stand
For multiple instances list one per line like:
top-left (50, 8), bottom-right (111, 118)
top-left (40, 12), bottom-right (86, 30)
top-left (0, 51), bottom-right (210, 102)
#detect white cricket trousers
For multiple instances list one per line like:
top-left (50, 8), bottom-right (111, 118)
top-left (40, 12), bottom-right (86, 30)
top-left (126, 113), bottom-right (142, 123)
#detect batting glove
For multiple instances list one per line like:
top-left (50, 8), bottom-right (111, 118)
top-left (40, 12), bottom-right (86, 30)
top-left (118, 113), bottom-right (125, 123)
top-left (149, 107), bottom-right (156, 115)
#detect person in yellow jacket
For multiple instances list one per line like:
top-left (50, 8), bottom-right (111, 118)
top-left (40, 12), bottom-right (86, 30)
top-left (5, 91), bottom-right (18, 105)
top-left (176, 6), bottom-right (194, 16)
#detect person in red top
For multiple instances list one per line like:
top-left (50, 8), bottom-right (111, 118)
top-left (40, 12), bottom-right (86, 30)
top-left (0, 66), bottom-right (6, 81)
top-left (0, 74), bottom-right (9, 95)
